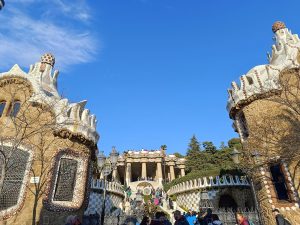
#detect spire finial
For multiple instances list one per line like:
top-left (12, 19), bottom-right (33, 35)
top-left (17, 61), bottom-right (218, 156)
top-left (272, 21), bottom-right (286, 33)
top-left (40, 53), bottom-right (55, 67)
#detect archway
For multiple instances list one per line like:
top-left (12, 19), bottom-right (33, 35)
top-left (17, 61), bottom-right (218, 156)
top-left (218, 194), bottom-right (237, 210)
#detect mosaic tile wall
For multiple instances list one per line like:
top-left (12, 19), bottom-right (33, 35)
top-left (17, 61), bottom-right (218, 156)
top-left (85, 191), bottom-right (124, 215)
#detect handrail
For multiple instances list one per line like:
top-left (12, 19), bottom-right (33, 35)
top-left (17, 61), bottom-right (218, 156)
top-left (167, 175), bottom-right (250, 195)
top-left (90, 179), bottom-right (125, 196)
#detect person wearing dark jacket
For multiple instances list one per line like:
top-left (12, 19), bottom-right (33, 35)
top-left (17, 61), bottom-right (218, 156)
top-left (155, 212), bottom-right (172, 225)
top-left (141, 216), bottom-right (151, 225)
top-left (198, 208), bottom-right (213, 225)
top-left (211, 214), bottom-right (223, 225)
top-left (173, 210), bottom-right (189, 225)
top-left (273, 209), bottom-right (291, 225)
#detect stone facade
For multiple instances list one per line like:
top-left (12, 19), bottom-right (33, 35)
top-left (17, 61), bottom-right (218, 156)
top-left (227, 22), bottom-right (300, 225)
top-left (0, 54), bottom-right (98, 225)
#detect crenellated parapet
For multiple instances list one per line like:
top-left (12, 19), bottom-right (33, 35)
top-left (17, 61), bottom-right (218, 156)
top-left (0, 53), bottom-right (99, 144)
top-left (167, 175), bottom-right (250, 196)
top-left (227, 22), bottom-right (300, 118)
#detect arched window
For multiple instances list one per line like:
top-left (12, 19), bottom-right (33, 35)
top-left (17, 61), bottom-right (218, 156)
top-left (0, 101), bottom-right (6, 117)
top-left (270, 164), bottom-right (290, 201)
top-left (10, 101), bottom-right (21, 117)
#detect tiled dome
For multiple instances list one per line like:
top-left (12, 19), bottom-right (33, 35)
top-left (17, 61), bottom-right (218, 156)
top-left (40, 53), bottom-right (55, 67)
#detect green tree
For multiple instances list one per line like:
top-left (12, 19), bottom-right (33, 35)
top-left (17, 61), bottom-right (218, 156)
top-left (228, 138), bottom-right (242, 150)
top-left (202, 141), bottom-right (217, 154)
top-left (185, 135), bottom-right (201, 172)
top-left (219, 141), bottom-right (226, 150)
top-left (186, 135), bottom-right (200, 156)
top-left (174, 152), bottom-right (184, 158)
top-left (160, 145), bottom-right (167, 151)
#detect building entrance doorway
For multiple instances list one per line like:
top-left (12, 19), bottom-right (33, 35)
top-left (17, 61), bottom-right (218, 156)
top-left (219, 194), bottom-right (237, 210)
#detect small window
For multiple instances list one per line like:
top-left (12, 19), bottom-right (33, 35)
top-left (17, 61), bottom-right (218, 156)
top-left (270, 164), bottom-right (290, 201)
top-left (10, 101), bottom-right (21, 117)
top-left (246, 76), bottom-right (254, 85)
top-left (0, 101), bottom-right (6, 117)
top-left (237, 112), bottom-right (249, 139)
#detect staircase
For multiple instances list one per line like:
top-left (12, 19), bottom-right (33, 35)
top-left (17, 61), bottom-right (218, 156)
top-left (158, 198), bottom-right (187, 224)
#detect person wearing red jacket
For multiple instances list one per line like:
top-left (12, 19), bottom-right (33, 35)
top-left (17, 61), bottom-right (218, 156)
top-left (235, 212), bottom-right (250, 225)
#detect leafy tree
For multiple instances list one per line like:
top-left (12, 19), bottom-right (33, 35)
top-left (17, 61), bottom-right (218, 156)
top-left (219, 141), bottom-right (226, 150)
top-left (186, 135), bottom-right (200, 156)
top-left (185, 135), bottom-right (201, 172)
top-left (228, 138), bottom-right (242, 150)
top-left (173, 152), bottom-right (184, 158)
top-left (160, 145), bottom-right (167, 151)
top-left (202, 141), bottom-right (217, 154)
top-left (183, 137), bottom-right (238, 180)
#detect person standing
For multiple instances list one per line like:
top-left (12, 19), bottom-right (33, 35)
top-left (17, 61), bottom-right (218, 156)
top-left (198, 208), bottom-right (213, 225)
top-left (273, 209), bottom-right (291, 225)
top-left (185, 210), bottom-right (196, 225)
top-left (211, 214), bottom-right (223, 225)
top-left (72, 216), bottom-right (82, 225)
top-left (235, 212), bottom-right (250, 225)
top-left (141, 216), bottom-right (151, 225)
top-left (173, 210), bottom-right (189, 225)
top-left (65, 215), bottom-right (74, 225)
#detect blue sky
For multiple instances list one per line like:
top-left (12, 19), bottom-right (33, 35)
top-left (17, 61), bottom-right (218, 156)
top-left (1, 0), bottom-right (300, 155)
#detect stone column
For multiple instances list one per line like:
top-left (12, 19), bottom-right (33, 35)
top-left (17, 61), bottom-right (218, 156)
top-left (142, 162), bottom-right (147, 179)
top-left (112, 168), bottom-right (118, 182)
top-left (126, 163), bottom-right (131, 185)
top-left (180, 168), bottom-right (185, 177)
top-left (170, 165), bottom-right (175, 181)
top-left (156, 162), bottom-right (163, 184)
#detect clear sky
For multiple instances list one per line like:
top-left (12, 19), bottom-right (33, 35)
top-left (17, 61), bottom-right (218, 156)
top-left (1, 0), bottom-right (300, 155)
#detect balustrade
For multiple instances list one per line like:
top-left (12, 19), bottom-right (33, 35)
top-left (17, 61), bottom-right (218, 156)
top-left (168, 175), bottom-right (250, 195)
top-left (91, 179), bottom-right (125, 196)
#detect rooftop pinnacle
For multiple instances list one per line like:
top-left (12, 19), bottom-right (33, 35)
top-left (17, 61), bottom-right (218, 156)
top-left (272, 21), bottom-right (286, 33)
top-left (40, 53), bottom-right (55, 67)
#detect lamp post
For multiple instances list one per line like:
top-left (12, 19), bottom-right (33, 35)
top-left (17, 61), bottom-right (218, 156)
top-left (97, 147), bottom-right (119, 225)
top-left (230, 149), bottom-right (264, 225)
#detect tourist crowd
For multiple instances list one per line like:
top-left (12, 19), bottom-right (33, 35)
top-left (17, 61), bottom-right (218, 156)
top-left (139, 208), bottom-right (259, 225)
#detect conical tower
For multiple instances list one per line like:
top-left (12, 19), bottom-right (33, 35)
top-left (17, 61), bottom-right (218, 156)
top-left (227, 22), bottom-right (300, 225)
